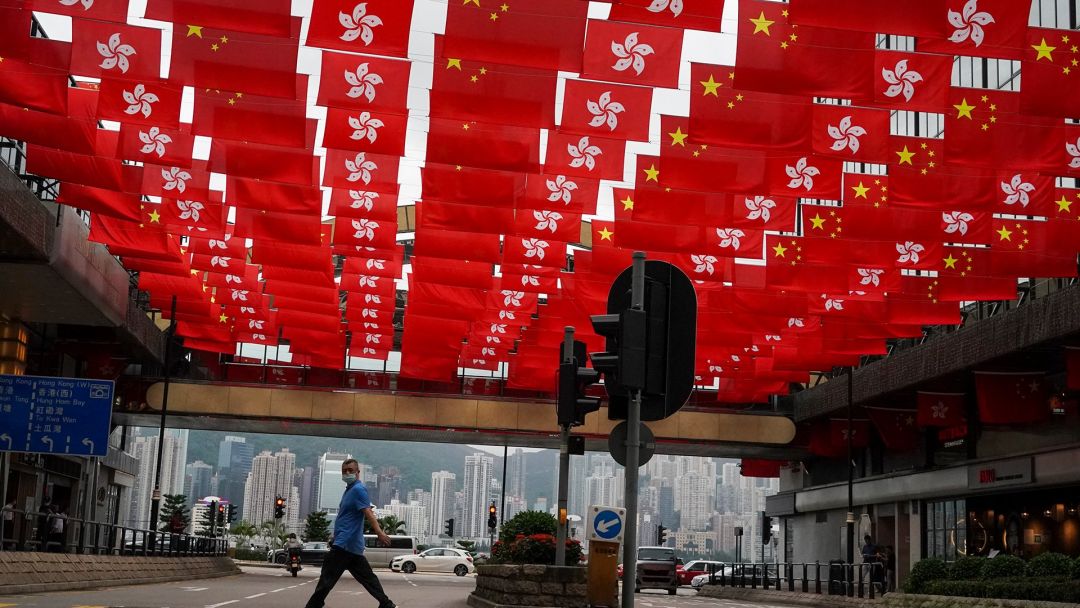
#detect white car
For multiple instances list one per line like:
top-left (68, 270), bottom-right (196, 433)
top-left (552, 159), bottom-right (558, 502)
top-left (391, 547), bottom-right (474, 576)
top-left (691, 566), bottom-right (734, 590)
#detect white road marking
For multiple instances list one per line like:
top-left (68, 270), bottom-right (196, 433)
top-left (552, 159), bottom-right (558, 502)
top-left (244, 593), bottom-right (266, 599)
top-left (180, 587), bottom-right (209, 591)
top-left (269, 587), bottom-right (291, 593)
top-left (205, 601), bottom-right (239, 608)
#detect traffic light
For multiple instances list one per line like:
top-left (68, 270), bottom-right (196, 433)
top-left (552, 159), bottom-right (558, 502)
top-left (762, 514), bottom-right (773, 544)
top-left (589, 310), bottom-right (647, 395)
top-left (444, 518), bottom-right (455, 537)
top-left (274, 496), bottom-right (286, 519)
top-left (487, 502), bottom-right (498, 531)
top-left (226, 503), bottom-right (237, 524)
top-left (557, 340), bottom-right (602, 427)
top-left (217, 504), bottom-right (226, 528)
top-left (657, 524), bottom-right (668, 546)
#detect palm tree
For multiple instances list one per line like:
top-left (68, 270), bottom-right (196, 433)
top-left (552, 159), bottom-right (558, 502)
top-left (378, 515), bottom-right (406, 535)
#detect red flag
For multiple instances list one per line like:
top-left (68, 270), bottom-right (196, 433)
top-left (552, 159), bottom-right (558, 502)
top-left (916, 391), bottom-right (966, 427)
top-left (870, 50), bottom-right (951, 112)
top-left (317, 51), bottom-right (410, 112)
top-left (324, 149), bottom-right (400, 192)
top-left (71, 21), bottom-right (161, 81)
top-left (228, 177), bottom-right (322, 215)
top-left (738, 458), bottom-right (782, 478)
top-left (144, 0), bottom-right (293, 37)
top-left (233, 208), bottom-right (323, 245)
top-left (422, 163), bottom-right (524, 207)
top-left (608, 0), bottom-right (725, 32)
top-left (28, 0), bottom-right (129, 22)
top-left (993, 172), bottom-right (1055, 216)
top-left (1068, 348), bottom-right (1080, 392)
top-left (974, 372), bottom-right (1050, 425)
top-left (57, 183), bottom-right (141, 221)
top-left (522, 174), bottom-right (600, 215)
top-left (945, 87), bottom-right (1065, 172)
top-left (413, 226), bottom-right (501, 263)
top-left (117, 123), bottom-right (194, 167)
top-left (323, 107), bottom-right (407, 156)
top-left (865, 408), bottom-right (920, 451)
top-left (88, 215), bottom-right (181, 261)
top-left (502, 237), bottom-right (567, 268)
top-left (889, 136), bottom-right (997, 210)
top-left (159, 198), bottom-right (225, 236)
top-left (0, 89), bottom-right (97, 155)
top-left (415, 201), bottom-right (513, 235)
top-left (192, 85), bottom-right (315, 148)
top-left (208, 140), bottom-right (318, 186)
top-left (25, 144), bottom-right (137, 192)
top-left (0, 38), bottom-right (72, 114)
top-left (735, 0), bottom-right (874, 98)
top-left (329, 188), bottom-right (398, 220)
top-left (97, 78), bottom-right (183, 129)
top-left (143, 161), bottom-right (211, 200)
top-left (560, 79), bottom-right (652, 142)
top-left (169, 22), bottom-right (302, 99)
top-left (1020, 27), bottom-right (1080, 118)
top-left (811, 104), bottom-right (891, 163)
top-left (766, 154), bottom-right (842, 199)
top-left (441, 0), bottom-right (588, 72)
top-left (546, 131), bottom-right (626, 181)
top-left (306, 0), bottom-right (414, 58)
top-left (916, 0), bottom-right (1028, 60)
top-left (791, 0), bottom-right (945, 36)
top-left (427, 118), bottom-right (541, 173)
top-left (582, 20), bottom-right (683, 89)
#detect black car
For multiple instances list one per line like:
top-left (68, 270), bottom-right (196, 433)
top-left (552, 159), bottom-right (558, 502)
top-left (269, 542), bottom-right (330, 566)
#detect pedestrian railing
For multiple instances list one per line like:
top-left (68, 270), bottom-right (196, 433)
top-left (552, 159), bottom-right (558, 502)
top-left (703, 561), bottom-right (888, 599)
top-left (1, 506), bottom-right (228, 557)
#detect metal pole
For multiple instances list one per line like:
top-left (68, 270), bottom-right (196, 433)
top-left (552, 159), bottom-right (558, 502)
top-left (620, 252), bottom-right (646, 608)
top-left (0, 452), bottom-right (8, 552)
top-left (148, 296), bottom-right (177, 538)
top-left (500, 444), bottom-right (508, 530)
top-left (846, 366), bottom-right (855, 565)
top-left (555, 326), bottom-right (574, 567)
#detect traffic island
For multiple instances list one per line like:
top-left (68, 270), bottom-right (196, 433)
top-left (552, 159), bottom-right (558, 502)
top-left (698, 585), bottom-right (882, 607)
top-left (0, 552), bottom-right (240, 595)
top-left (469, 564), bottom-right (587, 608)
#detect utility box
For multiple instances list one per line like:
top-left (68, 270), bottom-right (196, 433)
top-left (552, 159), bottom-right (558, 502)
top-left (587, 540), bottom-right (620, 607)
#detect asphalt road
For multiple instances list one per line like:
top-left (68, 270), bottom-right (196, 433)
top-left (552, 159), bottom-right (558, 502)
top-left (0, 567), bottom-right (779, 608)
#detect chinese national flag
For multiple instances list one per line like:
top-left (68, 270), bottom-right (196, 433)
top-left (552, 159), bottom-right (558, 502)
top-left (145, 0), bottom-right (293, 37)
top-left (228, 177), bottom-right (322, 215)
top-left (974, 371), bottom-right (1050, 425)
top-left (945, 87), bottom-right (1065, 172)
top-left (417, 200), bottom-right (513, 235)
top-left (811, 104), bottom-right (891, 163)
top-left (88, 214), bottom-right (181, 261)
top-left (689, 63), bottom-right (811, 151)
top-left (790, 0), bottom-right (944, 36)
top-left (97, 77), bottom-right (183, 129)
top-left (545, 132), bottom-right (626, 181)
top-left (735, 0), bottom-right (874, 98)
top-left (560, 79), bottom-right (652, 142)
top-left (25, 144), bottom-right (136, 192)
top-left (413, 226), bottom-right (501, 263)
top-left (317, 51), bottom-right (410, 113)
top-left (209, 140), bottom-right (318, 186)
top-left (0, 90), bottom-right (97, 155)
top-left (0, 44), bottom-right (70, 115)
top-left (427, 118), bottom-right (541, 173)
top-left (865, 408), bottom-right (920, 451)
top-left (71, 21), bottom-right (161, 81)
top-left (613, 219), bottom-right (705, 254)
top-left (869, 50), bottom-right (951, 112)
top-left (307, 0), bottom-right (414, 58)
top-left (1055, 188), bottom-right (1080, 222)
top-left (916, 0), bottom-right (1028, 60)
top-left (193, 85), bottom-right (316, 149)
top-left (581, 20), bottom-right (683, 89)
top-left (654, 118), bottom-right (769, 194)
top-left (442, 0), bottom-right (588, 72)
top-left (57, 183), bottom-right (141, 221)
top-left (916, 391), bottom-right (966, 427)
top-left (116, 123), bottom-right (194, 167)
top-left (1020, 28), bottom-right (1080, 118)
top-left (169, 21), bottom-right (302, 99)
top-left (323, 107), bottom-right (407, 156)
top-left (842, 173), bottom-right (889, 208)
top-left (888, 136), bottom-right (997, 210)
top-left (935, 246), bottom-right (1018, 302)
top-left (232, 208), bottom-right (322, 245)
top-left (622, 187), bottom-right (729, 227)
top-left (422, 163), bottom-right (523, 207)
top-left (324, 149), bottom-right (400, 192)
top-left (608, 0), bottom-right (725, 32)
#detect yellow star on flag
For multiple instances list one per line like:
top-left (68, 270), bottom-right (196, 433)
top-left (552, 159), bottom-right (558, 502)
top-left (463, 0), bottom-right (480, 5)
top-left (489, 12), bottom-right (499, 20)
top-left (643, 164), bottom-right (660, 182)
top-left (749, 11), bottom-right (775, 35)
top-left (597, 227), bottom-right (613, 241)
top-left (772, 243), bottom-right (787, 257)
top-left (700, 74), bottom-right (722, 96)
top-left (943, 254), bottom-right (958, 270)
top-left (953, 98), bottom-right (975, 119)
top-left (147, 209), bottom-right (161, 223)
top-left (895, 146), bottom-right (915, 165)
top-left (621, 196), bottom-right (635, 211)
top-left (996, 225), bottom-right (1013, 241)
top-left (1032, 37), bottom-right (1056, 61)
top-left (186, 25), bottom-right (203, 38)
top-left (446, 58), bottom-right (463, 70)
top-left (668, 126), bottom-right (688, 147)
top-left (1056, 195), bottom-right (1073, 213)
top-left (219, 314), bottom-right (229, 323)
top-left (851, 182), bottom-right (870, 199)
top-left (500, 3), bottom-right (509, 10)
top-left (809, 214), bottom-right (826, 230)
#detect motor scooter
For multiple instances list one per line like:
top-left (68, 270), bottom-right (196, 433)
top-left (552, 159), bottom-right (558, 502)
top-left (287, 550), bottom-right (302, 577)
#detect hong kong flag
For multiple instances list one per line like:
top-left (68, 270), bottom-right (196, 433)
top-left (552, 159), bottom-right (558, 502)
top-left (811, 104), bottom-right (891, 163)
top-left (57, 183), bottom-right (141, 221)
top-left (916, 0), bottom-right (1028, 60)
top-left (870, 50), bottom-right (951, 112)
top-left (323, 107), bottom-right (407, 156)
top-left (307, 0), bottom-right (414, 58)
top-left (71, 21), bottom-right (161, 81)
top-left (143, 161), bottom-right (211, 200)
top-left (317, 51), bottom-right (410, 113)
top-left (28, 0), bottom-right (129, 23)
top-left (329, 188), bottom-right (398, 220)
top-left (514, 209), bottom-right (582, 243)
top-left (521, 174), bottom-right (600, 215)
top-left (324, 149), bottom-right (400, 193)
top-left (417, 200), bottom-right (514, 235)
top-left (117, 123), bottom-right (194, 167)
top-left (916, 391), bottom-right (966, 427)
top-left (97, 78), bottom-right (182, 129)
top-left (502, 237), bottom-right (567, 269)
top-left (766, 154), bottom-right (842, 200)
top-left (582, 20), bottom-right (683, 89)
top-left (608, 0), bottom-right (725, 32)
top-left (545, 132), bottom-right (625, 181)
top-left (974, 371), bottom-right (1050, 425)
top-left (559, 79), bottom-right (652, 142)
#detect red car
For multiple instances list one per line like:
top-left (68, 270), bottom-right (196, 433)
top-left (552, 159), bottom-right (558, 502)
top-left (676, 560), bottom-right (724, 586)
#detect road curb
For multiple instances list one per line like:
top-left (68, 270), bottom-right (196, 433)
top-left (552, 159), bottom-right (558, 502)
top-left (0, 569), bottom-right (240, 596)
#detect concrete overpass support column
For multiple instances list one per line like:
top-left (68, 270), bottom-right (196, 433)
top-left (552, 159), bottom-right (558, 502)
top-left (0, 320), bottom-right (28, 375)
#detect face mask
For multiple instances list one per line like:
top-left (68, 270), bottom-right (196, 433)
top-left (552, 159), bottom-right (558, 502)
top-left (342, 473), bottom-right (357, 484)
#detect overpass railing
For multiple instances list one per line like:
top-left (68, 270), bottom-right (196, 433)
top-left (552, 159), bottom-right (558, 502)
top-left (702, 561), bottom-right (888, 599)
top-left (1, 506), bottom-right (227, 557)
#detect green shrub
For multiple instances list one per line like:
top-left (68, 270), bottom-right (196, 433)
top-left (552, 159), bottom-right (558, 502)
top-left (490, 533), bottom-right (584, 566)
top-left (904, 558), bottom-right (948, 593)
top-left (498, 510), bottom-right (556, 544)
top-left (1027, 552), bottom-right (1073, 578)
top-left (947, 556), bottom-right (985, 580)
top-left (925, 578), bottom-right (1080, 603)
top-left (980, 554), bottom-right (1026, 579)
top-left (1072, 556), bottom-right (1080, 579)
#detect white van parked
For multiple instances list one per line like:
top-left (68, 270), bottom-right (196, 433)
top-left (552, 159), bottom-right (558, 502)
top-left (364, 535), bottom-right (418, 568)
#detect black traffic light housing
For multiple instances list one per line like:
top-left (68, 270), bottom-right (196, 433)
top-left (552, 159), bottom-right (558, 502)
top-left (445, 518), bottom-right (455, 537)
top-left (657, 524), bottom-right (668, 546)
top-left (762, 514), bottom-right (774, 544)
top-left (227, 503), bottom-right (237, 524)
top-left (487, 502), bottom-right (498, 531)
top-left (274, 496), bottom-right (286, 519)
top-left (556, 340), bottom-right (602, 427)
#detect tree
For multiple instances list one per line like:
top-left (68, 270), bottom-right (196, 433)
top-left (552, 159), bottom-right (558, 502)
top-left (378, 515), bottom-right (406, 535)
top-left (231, 520), bottom-right (258, 547)
top-left (456, 539), bottom-right (477, 556)
top-left (158, 494), bottom-right (190, 534)
top-left (259, 520), bottom-right (287, 549)
top-left (304, 511), bottom-right (332, 542)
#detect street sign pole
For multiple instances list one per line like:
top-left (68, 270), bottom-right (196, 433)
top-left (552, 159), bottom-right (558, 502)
top-left (149, 295), bottom-right (177, 539)
top-left (620, 252), bottom-right (645, 608)
top-left (555, 326), bottom-right (574, 568)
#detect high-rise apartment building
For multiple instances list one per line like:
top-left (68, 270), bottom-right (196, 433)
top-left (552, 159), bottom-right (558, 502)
top-left (242, 449), bottom-right (300, 532)
top-left (462, 453), bottom-right (493, 538)
top-left (507, 448), bottom-right (526, 500)
top-left (216, 436), bottom-right (254, 513)
top-left (430, 471), bottom-right (456, 537)
top-left (127, 430), bottom-right (188, 528)
top-left (185, 460), bottom-right (214, 506)
top-left (317, 452), bottom-right (351, 518)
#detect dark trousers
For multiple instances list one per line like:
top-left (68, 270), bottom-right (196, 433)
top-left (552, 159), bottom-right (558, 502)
top-left (305, 546), bottom-right (393, 608)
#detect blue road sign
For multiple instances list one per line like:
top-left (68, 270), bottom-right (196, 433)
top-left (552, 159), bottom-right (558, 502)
top-left (0, 374), bottom-right (114, 456)
top-left (592, 508), bottom-right (623, 541)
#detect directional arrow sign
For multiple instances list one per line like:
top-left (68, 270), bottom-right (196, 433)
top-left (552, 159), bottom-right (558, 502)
top-left (0, 374), bottom-right (112, 456)
top-left (589, 506), bottom-right (626, 544)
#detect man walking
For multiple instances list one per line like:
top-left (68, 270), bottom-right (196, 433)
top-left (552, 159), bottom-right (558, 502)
top-left (305, 458), bottom-right (396, 608)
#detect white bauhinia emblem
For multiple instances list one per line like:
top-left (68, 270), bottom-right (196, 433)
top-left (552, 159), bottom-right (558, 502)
top-left (587, 91), bottom-right (625, 131)
top-left (499, 310), bottom-right (516, 321)
top-left (827, 115), bottom-right (866, 154)
top-left (785, 157), bottom-right (819, 191)
top-left (857, 268), bottom-right (884, 287)
top-left (249, 320), bottom-right (264, 330)
top-left (366, 334), bottom-right (381, 344)
top-left (351, 218), bottom-right (379, 240)
top-left (231, 290), bottom-right (248, 302)
top-left (339, 3), bottom-right (382, 45)
top-left (123, 84), bottom-right (158, 118)
top-left (97, 33), bottom-right (136, 73)
top-left (357, 275), bottom-right (378, 289)
top-left (364, 294), bottom-right (382, 305)
top-left (948, 0), bottom-right (994, 47)
top-left (715, 228), bottom-right (745, 250)
top-left (209, 239), bottom-right (228, 250)
top-left (533, 210), bottom-right (563, 233)
top-left (690, 254), bottom-right (718, 275)
top-left (788, 317), bottom-right (805, 328)
top-left (932, 401), bottom-right (949, 419)
top-left (822, 295), bottom-right (845, 311)
top-left (943, 211), bottom-right (974, 236)
top-left (59, 0), bottom-right (94, 10)
top-left (224, 274), bottom-right (241, 285)
top-left (881, 59), bottom-right (923, 102)
top-left (138, 127), bottom-right (171, 157)
top-left (765, 334), bottom-right (782, 342)
top-left (210, 256), bottom-right (231, 268)
top-left (345, 63), bottom-right (383, 102)
top-left (896, 241), bottom-right (926, 264)
top-left (611, 32), bottom-right (654, 76)
top-left (744, 196), bottom-right (776, 222)
top-left (501, 290), bottom-right (524, 307)
top-left (349, 190), bottom-right (378, 211)
top-left (1066, 138), bottom-right (1080, 169)
top-left (521, 238), bottom-right (549, 260)
top-left (647, 0), bottom-right (683, 16)
top-left (567, 136), bottom-right (602, 171)
top-left (1000, 174), bottom-right (1035, 207)
top-left (348, 112), bottom-right (383, 143)
top-left (708, 365), bottom-right (723, 374)
top-left (489, 323), bottom-right (507, 335)
top-left (365, 259), bottom-right (386, 271)
top-left (176, 200), bottom-right (204, 222)
top-left (345, 152), bottom-right (377, 184)
top-left (546, 175), bottom-right (578, 204)
top-left (240, 306), bottom-right (255, 314)
top-left (521, 275), bottom-right (540, 287)
top-left (161, 167), bottom-right (191, 193)
top-left (362, 308), bottom-right (379, 319)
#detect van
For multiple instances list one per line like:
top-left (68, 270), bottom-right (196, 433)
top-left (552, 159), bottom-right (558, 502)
top-left (364, 534), bottom-right (418, 568)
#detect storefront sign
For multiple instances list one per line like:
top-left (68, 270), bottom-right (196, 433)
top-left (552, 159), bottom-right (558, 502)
top-left (967, 458), bottom-right (1033, 490)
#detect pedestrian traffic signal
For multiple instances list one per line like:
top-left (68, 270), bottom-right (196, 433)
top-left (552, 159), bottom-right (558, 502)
top-left (274, 496), bottom-right (286, 519)
top-left (762, 514), bottom-right (774, 544)
top-left (556, 339), bottom-right (602, 427)
top-left (657, 524), bottom-right (668, 546)
top-left (487, 503), bottom-right (498, 531)
top-left (444, 518), bottom-right (455, 537)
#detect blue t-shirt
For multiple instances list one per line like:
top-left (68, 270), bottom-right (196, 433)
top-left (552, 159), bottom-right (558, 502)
top-left (333, 480), bottom-right (371, 555)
